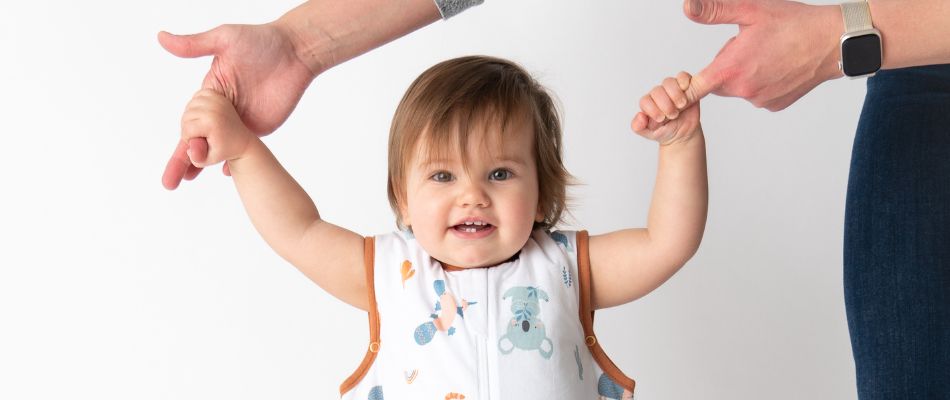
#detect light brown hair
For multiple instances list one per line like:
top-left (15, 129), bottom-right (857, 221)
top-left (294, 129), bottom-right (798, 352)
top-left (387, 55), bottom-right (573, 231)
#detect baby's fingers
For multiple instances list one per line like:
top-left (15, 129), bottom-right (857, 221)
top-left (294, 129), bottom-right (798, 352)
top-left (675, 71), bottom-right (691, 91)
top-left (186, 137), bottom-right (209, 166)
top-left (663, 77), bottom-right (688, 110)
top-left (649, 85), bottom-right (679, 121)
top-left (674, 71), bottom-right (704, 107)
top-left (639, 93), bottom-right (665, 123)
top-left (180, 106), bottom-right (214, 167)
top-left (631, 112), bottom-right (661, 135)
top-left (631, 111), bottom-right (650, 133)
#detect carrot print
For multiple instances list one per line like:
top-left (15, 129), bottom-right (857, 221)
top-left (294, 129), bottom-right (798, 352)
top-left (401, 260), bottom-right (415, 288)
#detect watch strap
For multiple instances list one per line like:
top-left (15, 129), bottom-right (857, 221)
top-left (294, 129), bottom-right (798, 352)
top-left (841, 1), bottom-right (874, 32)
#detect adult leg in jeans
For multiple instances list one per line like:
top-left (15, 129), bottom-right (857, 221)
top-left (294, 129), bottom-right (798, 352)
top-left (844, 64), bottom-right (950, 399)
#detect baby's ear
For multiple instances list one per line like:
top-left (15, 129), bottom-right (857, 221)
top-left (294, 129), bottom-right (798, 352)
top-left (400, 204), bottom-right (412, 227)
top-left (535, 204), bottom-right (544, 223)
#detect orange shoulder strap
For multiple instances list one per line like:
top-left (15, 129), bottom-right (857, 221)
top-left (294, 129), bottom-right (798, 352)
top-left (339, 236), bottom-right (381, 395)
top-left (576, 230), bottom-right (636, 393)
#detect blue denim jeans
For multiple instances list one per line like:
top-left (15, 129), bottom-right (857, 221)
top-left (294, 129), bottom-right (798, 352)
top-left (845, 64), bottom-right (950, 399)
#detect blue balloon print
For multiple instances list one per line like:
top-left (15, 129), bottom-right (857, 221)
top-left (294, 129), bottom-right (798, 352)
top-left (597, 373), bottom-right (633, 399)
top-left (368, 385), bottom-right (384, 400)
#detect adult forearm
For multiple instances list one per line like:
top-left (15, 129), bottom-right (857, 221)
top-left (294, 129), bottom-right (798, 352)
top-left (228, 139), bottom-right (322, 259)
top-left (645, 134), bottom-right (709, 267)
top-left (869, 0), bottom-right (950, 70)
top-left (274, 0), bottom-right (441, 75)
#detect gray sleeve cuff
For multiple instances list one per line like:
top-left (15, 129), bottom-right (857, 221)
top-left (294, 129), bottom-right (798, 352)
top-left (434, 0), bottom-right (484, 19)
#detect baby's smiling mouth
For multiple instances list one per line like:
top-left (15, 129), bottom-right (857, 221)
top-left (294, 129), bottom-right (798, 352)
top-left (452, 220), bottom-right (493, 233)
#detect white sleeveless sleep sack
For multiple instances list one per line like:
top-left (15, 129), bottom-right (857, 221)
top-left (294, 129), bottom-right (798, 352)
top-left (340, 229), bottom-right (635, 399)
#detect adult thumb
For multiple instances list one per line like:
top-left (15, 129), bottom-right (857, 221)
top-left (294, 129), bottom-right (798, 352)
top-left (157, 28), bottom-right (220, 58)
top-left (685, 66), bottom-right (722, 105)
top-left (683, 0), bottom-right (751, 25)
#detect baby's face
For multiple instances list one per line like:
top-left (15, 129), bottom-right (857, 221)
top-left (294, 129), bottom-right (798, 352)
top-left (401, 119), bottom-right (542, 269)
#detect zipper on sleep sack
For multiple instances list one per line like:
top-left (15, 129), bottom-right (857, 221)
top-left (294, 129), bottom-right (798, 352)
top-left (476, 267), bottom-right (491, 400)
top-left (475, 335), bottom-right (490, 400)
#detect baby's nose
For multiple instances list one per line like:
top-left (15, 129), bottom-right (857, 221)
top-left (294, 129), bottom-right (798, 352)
top-left (456, 181), bottom-right (490, 207)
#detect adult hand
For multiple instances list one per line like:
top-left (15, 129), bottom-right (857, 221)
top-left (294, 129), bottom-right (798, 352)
top-left (682, 0), bottom-right (844, 111)
top-left (159, 23), bottom-right (316, 190)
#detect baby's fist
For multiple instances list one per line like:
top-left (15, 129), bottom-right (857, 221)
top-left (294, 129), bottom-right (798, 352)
top-left (180, 89), bottom-right (253, 168)
top-left (632, 72), bottom-right (702, 146)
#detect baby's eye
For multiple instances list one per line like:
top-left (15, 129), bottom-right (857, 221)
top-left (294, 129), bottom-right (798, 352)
top-left (430, 171), bottom-right (454, 182)
top-left (489, 169), bottom-right (512, 181)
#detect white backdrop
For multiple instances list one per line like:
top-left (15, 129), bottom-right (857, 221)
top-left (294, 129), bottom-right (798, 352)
top-left (0, 1), bottom-right (865, 399)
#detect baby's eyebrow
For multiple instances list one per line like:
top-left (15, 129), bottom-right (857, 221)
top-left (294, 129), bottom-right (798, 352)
top-left (419, 158), bottom-right (453, 169)
top-left (494, 156), bottom-right (528, 167)
top-left (418, 155), bottom-right (528, 169)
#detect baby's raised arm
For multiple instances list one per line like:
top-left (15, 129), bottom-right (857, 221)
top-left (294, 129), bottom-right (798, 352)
top-left (180, 89), bottom-right (368, 310)
top-left (588, 72), bottom-right (708, 309)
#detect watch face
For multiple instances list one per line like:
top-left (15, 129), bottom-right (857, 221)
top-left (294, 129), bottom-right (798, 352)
top-left (842, 34), bottom-right (882, 77)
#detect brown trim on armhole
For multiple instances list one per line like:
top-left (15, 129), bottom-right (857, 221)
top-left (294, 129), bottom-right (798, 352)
top-left (339, 236), bottom-right (381, 396)
top-left (576, 230), bottom-right (636, 393)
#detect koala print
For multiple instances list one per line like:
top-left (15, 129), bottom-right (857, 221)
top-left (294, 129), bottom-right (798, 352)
top-left (497, 286), bottom-right (554, 359)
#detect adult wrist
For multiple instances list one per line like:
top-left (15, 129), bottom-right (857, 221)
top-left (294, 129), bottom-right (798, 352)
top-left (817, 5), bottom-right (848, 81)
top-left (271, 8), bottom-right (335, 78)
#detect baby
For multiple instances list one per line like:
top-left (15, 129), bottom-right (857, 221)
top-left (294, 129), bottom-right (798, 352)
top-left (179, 55), bottom-right (706, 399)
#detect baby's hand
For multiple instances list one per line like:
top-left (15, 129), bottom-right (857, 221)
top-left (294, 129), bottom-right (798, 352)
top-left (631, 72), bottom-right (702, 146)
top-left (180, 89), bottom-right (255, 168)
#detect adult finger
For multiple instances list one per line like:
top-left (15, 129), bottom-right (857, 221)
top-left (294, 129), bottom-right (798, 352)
top-left (162, 140), bottom-right (196, 190)
top-left (683, 0), bottom-right (756, 26)
top-left (687, 63), bottom-right (725, 105)
top-left (157, 28), bottom-right (222, 59)
top-left (184, 164), bottom-right (202, 181)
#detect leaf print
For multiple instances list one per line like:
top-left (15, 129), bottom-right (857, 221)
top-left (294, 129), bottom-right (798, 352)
top-left (574, 344), bottom-right (583, 380)
top-left (562, 265), bottom-right (573, 287)
top-left (514, 309), bottom-right (529, 321)
top-left (444, 393), bottom-right (465, 399)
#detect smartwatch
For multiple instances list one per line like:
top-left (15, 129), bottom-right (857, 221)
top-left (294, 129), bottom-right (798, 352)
top-left (839, 0), bottom-right (883, 78)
